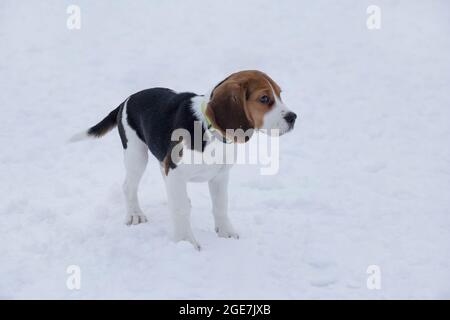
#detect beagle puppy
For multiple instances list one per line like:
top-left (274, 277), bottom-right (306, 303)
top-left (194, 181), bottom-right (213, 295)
top-left (71, 70), bottom-right (297, 249)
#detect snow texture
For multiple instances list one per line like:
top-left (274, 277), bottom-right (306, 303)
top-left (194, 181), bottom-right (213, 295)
top-left (1, 0), bottom-right (449, 299)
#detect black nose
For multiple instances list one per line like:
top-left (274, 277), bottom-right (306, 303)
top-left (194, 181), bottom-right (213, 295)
top-left (284, 112), bottom-right (297, 125)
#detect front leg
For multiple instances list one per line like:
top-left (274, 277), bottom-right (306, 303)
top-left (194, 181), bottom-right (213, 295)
top-left (208, 171), bottom-right (239, 239)
top-left (164, 169), bottom-right (200, 250)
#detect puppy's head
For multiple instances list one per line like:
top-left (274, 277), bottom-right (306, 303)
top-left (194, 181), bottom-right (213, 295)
top-left (206, 70), bottom-right (296, 142)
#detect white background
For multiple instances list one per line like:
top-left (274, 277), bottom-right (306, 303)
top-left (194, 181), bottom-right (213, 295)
top-left (0, 0), bottom-right (449, 298)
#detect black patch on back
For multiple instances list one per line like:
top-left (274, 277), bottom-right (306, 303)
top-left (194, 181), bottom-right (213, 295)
top-left (124, 88), bottom-right (206, 170)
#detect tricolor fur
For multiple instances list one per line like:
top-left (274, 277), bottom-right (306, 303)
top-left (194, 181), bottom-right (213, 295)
top-left (71, 70), bottom-right (297, 249)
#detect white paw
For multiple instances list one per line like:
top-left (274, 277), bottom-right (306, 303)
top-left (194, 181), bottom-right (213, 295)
top-left (191, 240), bottom-right (202, 251)
top-left (174, 233), bottom-right (201, 251)
top-left (215, 225), bottom-right (239, 239)
top-left (125, 213), bottom-right (148, 226)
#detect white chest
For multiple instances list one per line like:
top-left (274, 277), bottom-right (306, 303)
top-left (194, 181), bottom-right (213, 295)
top-left (174, 139), bottom-right (236, 182)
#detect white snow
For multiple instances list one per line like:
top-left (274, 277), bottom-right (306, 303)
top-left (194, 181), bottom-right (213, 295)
top-left (1, 0), bottom-right (449, 299)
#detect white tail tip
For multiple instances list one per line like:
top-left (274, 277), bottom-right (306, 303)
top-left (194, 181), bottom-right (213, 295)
top-left (68, 131), bottom-right (89, 143)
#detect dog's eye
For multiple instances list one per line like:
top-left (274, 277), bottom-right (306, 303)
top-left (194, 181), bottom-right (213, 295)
top-left (259, 95), bottom-right (270, 104)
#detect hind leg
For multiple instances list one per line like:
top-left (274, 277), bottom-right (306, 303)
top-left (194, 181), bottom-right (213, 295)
top-left (123, 133), bottom-right (148, 225)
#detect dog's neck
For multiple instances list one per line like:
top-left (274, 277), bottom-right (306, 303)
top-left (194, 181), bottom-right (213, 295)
top-left (190, 93), bottom-right (232, 144)
top-left (190, 94), bottom-right (210, 130)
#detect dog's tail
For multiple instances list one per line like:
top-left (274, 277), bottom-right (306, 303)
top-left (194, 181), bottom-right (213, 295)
top-left (69, 104), bottom-right (122, 143)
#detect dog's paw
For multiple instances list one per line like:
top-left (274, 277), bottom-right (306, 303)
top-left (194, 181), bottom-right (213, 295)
top-left (215, 225), bottom-right (239, 239)
top-left (174, 235), bottom-right (201, 251)
top-left (192, 241), bottom-right (202, 251)
top-left (125, 213), bottom-right (148, 226)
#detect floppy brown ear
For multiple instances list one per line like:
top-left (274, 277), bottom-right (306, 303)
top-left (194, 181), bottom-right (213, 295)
top-left (206, 81), bottom-right (253, 142)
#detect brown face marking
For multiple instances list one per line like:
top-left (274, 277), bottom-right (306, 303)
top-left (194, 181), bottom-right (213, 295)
top-left (207, 70), bottom-right (283, 139)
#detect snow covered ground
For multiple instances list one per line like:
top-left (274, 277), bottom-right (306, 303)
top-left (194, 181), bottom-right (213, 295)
top-left (1, 0), bottom-right (449, 299)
